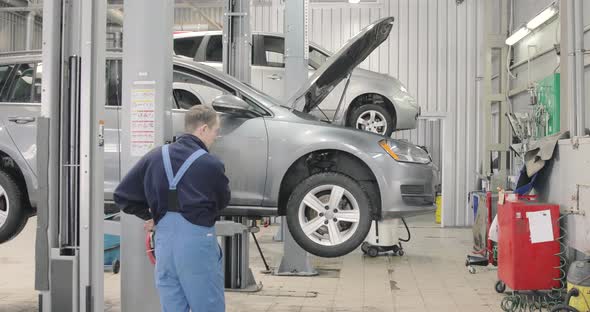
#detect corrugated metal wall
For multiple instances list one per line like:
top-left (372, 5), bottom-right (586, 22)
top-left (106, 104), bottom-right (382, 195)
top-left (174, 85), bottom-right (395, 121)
top-left (251, 0), bottom-right (483, 227)
top-left (175, 6), bottom-right (224, 30)
top-left (0, 4), bottom-right (42, 52)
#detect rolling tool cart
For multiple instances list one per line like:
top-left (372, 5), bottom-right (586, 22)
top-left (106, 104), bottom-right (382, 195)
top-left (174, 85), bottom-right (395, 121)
top-left (465, 191), bottom-right (499, 274)
top-left (496, 194), bottom-right (561, 294)
top-left (361, 218), bottom-right (410, 257)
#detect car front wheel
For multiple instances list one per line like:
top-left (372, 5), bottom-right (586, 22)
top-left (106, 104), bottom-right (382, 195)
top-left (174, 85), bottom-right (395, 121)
top-left (0, 170), bottom-right (28, 244)
top-left (286, 172), bottom-right (372, 258)
top-left (350, 104), bottom-right (394, 137)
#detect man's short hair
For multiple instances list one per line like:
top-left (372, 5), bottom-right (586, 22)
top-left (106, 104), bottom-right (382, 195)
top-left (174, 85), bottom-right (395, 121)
top-left (184, 105), bottom-right (218, 133)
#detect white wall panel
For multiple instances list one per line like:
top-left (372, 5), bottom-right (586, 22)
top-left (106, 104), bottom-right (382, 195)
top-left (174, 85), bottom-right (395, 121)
top-left (0, 5), bottom-right (42, 52)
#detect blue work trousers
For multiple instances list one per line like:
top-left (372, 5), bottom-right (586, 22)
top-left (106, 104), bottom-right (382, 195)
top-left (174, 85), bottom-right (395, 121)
top-left (154, 212), bottom-right (224, 312)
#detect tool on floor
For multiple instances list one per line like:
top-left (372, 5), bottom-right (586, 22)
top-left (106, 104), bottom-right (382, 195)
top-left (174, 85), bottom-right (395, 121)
top-left (361, 218), bottom-right (409, 257)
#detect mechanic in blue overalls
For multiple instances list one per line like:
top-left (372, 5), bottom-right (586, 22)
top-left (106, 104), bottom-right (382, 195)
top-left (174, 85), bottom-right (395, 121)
top-left (114, 105), bottom-right (231, 312)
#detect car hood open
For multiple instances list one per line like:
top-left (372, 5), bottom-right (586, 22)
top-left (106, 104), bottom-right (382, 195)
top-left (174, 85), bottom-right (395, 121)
top-left (287, 16), bottom-right (395, 113)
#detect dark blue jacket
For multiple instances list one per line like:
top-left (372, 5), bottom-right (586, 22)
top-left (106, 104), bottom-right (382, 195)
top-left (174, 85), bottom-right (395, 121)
top-left (114, 134), bottom-right (231, 227)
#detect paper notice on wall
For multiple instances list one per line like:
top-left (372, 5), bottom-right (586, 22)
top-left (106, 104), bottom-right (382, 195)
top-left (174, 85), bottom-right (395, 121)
top-left (130, 84), bottom-right (156, 157)
top-left (526, 210), bottom-right (554, 244)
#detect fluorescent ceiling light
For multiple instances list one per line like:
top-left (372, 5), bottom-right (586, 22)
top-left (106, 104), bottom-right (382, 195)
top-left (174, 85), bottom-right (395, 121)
top-left (505, 26), bottom-right (530, 46)
top-left (526, 5), bottom-right (558, 30)
top-left (349, 0), bottom-right (361, 3)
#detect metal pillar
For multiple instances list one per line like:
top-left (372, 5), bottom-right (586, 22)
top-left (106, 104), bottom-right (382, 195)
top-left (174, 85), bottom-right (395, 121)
top-left (35, 0), bottom-right (106, 311)
top-left (220, 0), bottom-right (261, 291)
top-left (573, 0), bottom-right (586, 136)
top-left (276, 0), bottom-right (317, 276)
top-left (25, 11), bottom-right (35, 50)
top-left (120, 0), bottom-right (174, 311)
top-left (273, 217), bottom-right (285, 242)
top-left (222, 0), bottom-right (251, 82)
top-left (482, 0), bottom-right (509, 189)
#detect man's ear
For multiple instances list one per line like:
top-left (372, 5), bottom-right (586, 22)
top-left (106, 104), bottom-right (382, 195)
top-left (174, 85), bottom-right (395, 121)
top-left (197, 124), bottom-right (208, 133)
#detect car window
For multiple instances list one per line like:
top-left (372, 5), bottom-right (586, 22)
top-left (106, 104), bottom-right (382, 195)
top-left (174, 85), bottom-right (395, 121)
top-left (259, 36), bottom-right (285, 68)
top-left (242, 95), bottom-right (270, 117)
top-left (173, 69), bottom-right (233, 110)
top-left (5, 63), bottom-right (35, 103)
top-left (205, 35), bottom-right (222, 63)
top-left (0, 64), bottom-right (15, 98)
top-left (106, 59), bottom-right (122, 106)
top-left (173, 89), bottom-right (201, 110)
top-left (309, 47), bottom-right (328, 70)
top-left (174, 36), bottom-right (204, 59)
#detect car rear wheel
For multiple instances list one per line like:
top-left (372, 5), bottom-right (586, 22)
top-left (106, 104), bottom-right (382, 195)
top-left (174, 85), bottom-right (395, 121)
top-left (286, 172), bottom-right (372, 258)
top-left (0, 170), bottom-right (28, 244)
top-left (351, 104), bottom-right (394, 137)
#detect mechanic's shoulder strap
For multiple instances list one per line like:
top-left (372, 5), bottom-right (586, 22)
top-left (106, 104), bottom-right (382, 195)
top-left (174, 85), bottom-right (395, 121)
top-left (161, 144), bottom-right (208, 190)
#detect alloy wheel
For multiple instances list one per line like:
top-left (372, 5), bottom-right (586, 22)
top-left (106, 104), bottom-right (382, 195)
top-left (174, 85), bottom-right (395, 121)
top-left (297, 184), bottom-right (361, 247)
top-left (0, 185), bottom-right (9, 229)
top-left (356, 110), bottom-right (388, 135)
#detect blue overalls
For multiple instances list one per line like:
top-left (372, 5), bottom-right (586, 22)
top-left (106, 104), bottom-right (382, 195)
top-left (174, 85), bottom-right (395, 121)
top-left (155, 145), bottom-right (224, 312)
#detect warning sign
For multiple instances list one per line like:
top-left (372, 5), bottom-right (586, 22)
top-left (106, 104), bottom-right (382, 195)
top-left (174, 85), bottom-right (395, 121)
top-left (130, 84), bottom-right (156, 157)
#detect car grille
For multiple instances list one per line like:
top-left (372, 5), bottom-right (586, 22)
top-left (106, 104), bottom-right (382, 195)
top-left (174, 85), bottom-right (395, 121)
top-left (400, 184), bottom-right (434, 206)
top-left (401, 185), bottom-right (424, 194)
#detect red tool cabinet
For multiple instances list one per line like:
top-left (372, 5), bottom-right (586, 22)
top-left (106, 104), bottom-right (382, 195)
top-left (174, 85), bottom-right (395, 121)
top-left (497, 196), bottom-right (561, 291)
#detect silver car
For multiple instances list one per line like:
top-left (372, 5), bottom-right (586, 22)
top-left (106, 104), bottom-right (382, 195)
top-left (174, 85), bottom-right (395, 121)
top-left (173, 28), bottom-right (420, 136)
top-left (0, 17), bottom-right (436, 257)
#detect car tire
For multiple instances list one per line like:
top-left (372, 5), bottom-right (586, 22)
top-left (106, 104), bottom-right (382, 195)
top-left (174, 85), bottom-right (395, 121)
top-left (0, 170), bottom-right (28, 244)
top-left (350, 104), bottom-right (394, 137)
top-left (286, 172), bottom-right (372, 258)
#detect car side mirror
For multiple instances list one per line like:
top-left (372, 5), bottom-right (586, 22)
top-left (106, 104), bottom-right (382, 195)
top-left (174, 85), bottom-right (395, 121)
top-left (211, 95), bottom-right (259, 118)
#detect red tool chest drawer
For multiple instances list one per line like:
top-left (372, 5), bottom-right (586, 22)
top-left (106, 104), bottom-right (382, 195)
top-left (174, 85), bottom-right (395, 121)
top-left (497, 197), bottom-right (560, 291)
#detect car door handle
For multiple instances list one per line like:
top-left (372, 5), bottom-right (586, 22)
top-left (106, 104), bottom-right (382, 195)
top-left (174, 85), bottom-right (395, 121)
top-left (266, 74), bottom-right (282, 81)
top-left (8, 117), bottom-right (36, 124)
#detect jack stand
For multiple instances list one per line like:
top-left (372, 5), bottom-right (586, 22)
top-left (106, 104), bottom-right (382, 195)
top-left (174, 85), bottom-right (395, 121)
top-left (361, 219), bottom-right (405, 258)
top-left (275, 217), bottom-right (318, 276)
top-left (216, 219), bottom-right (262, 292)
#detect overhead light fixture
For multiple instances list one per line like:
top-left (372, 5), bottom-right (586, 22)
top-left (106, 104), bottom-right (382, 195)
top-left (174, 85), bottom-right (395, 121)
top-left (505, 26), bottom-right (531, 46)
top-left (348, 0), bottom-right (361, 3)
top-left (504, 2), bottom-right (558, 46)
top-left (526, 5), bottom-right (558, 30)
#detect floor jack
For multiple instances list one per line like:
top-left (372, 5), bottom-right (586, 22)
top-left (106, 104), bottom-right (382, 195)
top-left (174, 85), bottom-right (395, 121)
top-left (361, 219), bottom-right (410, 257)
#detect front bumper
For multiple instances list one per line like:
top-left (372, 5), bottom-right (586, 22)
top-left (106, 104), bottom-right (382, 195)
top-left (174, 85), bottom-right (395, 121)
top-left (376, 158), bottom-right (439, 219)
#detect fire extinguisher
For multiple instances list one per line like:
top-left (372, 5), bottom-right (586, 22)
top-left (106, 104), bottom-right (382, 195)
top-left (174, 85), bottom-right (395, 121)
top-left (145, 231), bottom-right (156, 265)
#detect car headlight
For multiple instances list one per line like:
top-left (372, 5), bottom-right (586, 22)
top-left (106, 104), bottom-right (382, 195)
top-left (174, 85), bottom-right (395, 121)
top-left (379, 139), bottom-right (431, 164)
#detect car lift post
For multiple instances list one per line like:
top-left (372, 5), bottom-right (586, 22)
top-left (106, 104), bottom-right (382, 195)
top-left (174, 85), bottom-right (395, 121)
top-left (220, 0), bottom-right (261, 292)
top-left (35, 0), bottom-right (106, 311)
top-left (276, 0), bottom-right (318, 277)
top-left (119, 0), bottom-right (174, 311)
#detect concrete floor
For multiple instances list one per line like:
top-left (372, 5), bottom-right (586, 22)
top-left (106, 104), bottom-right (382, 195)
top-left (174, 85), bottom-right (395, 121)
top-left (0, 214), bottom-right (505, 311)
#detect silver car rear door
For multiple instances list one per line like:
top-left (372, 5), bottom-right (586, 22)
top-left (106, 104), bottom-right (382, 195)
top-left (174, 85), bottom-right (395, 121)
top-left (0, 62), bottom-right (41, 176)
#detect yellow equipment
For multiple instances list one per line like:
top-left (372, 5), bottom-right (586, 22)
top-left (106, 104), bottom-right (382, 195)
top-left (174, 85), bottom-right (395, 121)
top-left (566, 260), bottom-right (590, 312)
top-left (435, 193), bottom-right (442, 224)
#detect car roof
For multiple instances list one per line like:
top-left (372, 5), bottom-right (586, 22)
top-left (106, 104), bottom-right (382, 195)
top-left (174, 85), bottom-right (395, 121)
top-left (0, 49), bottom-right (256, 98)
top-left (172, 31), bottom-right (331, 55)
